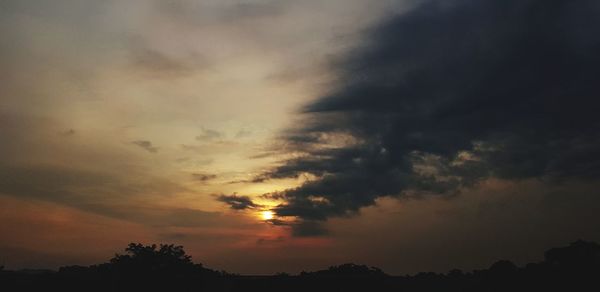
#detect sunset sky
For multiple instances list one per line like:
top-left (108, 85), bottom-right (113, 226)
top-left (1, 0), bottom-right (600, 275)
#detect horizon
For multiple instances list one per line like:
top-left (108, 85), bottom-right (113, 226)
top-left (3, 239), bottom-right (595, 277)
top-left (1, 0), bottom-right (600, 276)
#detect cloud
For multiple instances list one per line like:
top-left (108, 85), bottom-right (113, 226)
top-left (235, 129), bottom-right (252, 139)
top-left (0, 115), bottom-right (207, 229)
top-left (250, 0), bottom-right (600, 231)
top-left (155, 0), bottom-right (285, 26)
top-left (192, 173), bottom-right (217, 182)
top-left (60, 129), bottom-right (76, 136)
top-left (196, 128), bottom-right (223, 141)
top-left (290, 220), bottom-right (329, 237)
top-left (131, 140), bottom-right (158, 153)
top-left (0, 163), bottom-right (115, 204)
top-left (85, 204), bottom-right (226, 228)
top-left (128, 38), bottom-right (211, 78)
top-left (0, 163), bottom-right (200, 226)
top-left (130, 48), bottom-right (193, 76)
top-left (262, 218), bottom-right (329, 237)
top-left (216, 194), bottom-right (261, 210)
top-left (222, 2), bottom-right (285, 21)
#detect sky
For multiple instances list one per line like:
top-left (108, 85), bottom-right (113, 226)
top-left (1, 0), bottom-right (600, 275)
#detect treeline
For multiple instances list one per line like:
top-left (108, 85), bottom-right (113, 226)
top-left (1, 240), bottom-right (599, 291)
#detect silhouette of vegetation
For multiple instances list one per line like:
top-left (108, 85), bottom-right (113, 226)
top-left (2, 240), bottom-right (600, 291)
top-left (107, 243), bottom-right (194, 273)
top-left (300, 263), bottom-right (386, 277)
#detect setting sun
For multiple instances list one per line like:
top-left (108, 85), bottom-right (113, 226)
top-left (261, 210), bottom-right (274, 220)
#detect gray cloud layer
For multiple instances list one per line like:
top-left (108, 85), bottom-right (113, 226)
top-left (251, 0), bottom-right (600, 234)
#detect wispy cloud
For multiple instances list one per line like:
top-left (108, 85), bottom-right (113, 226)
top-left (192, 173), bottom-right (217, 182)
top-left (131, 140), bottom-right (158, 153)
top-left (196, 128), bottom-right (223, 141)
top-left (216, 194), bottom-right (261, 210)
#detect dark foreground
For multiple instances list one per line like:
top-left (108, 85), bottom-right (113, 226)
top-left (2, 240), bottom-right (599, 291)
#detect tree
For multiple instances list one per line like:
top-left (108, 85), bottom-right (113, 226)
top-left (100, 243), bottom-right (207, 290)
top-left (112, 243), bottom-right (191, 264)
top-left (107, 243), bottom-right (200, 275)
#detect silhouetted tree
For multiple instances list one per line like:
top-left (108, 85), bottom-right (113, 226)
top-left (447, 268), bottom-right (465, 278)
top-left (109, 243), bottom-right (195, 271)
top-left (92, 243), bottom-right (210, 291)
top-left (488, 260), bottom-right (518, 275)
top-left (301, 263), bottom-right (387, 277)
top-left (544, 240), bottom-right (600, 270)
top-left (274, 272), bottom-right (290, 277)
top-left (4, 240), bottom-right (600, 292)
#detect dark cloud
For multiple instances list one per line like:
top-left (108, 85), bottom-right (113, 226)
top-left (217, 194), bottom-right (261, 210)
top-left (131, 140), bottom-right (158, 153)
top-left (252, 0), bottom-right (600, 231)
top-left (263, 218), bottom-right (329, 237)
top-left (192, 173), bottom-right (217, 182)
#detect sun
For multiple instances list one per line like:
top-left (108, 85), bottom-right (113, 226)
top-left (260, 210), bottom-right (274, 220)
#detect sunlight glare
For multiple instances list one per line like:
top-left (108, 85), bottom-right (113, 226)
top-left (261, 210), bottom-right (274, 220)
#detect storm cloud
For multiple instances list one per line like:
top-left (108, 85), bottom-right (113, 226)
top-left (257, 0), bottom-right (600, 228)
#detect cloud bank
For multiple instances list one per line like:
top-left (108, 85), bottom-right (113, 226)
top-left (252, 0), bottom-right (600, 233)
